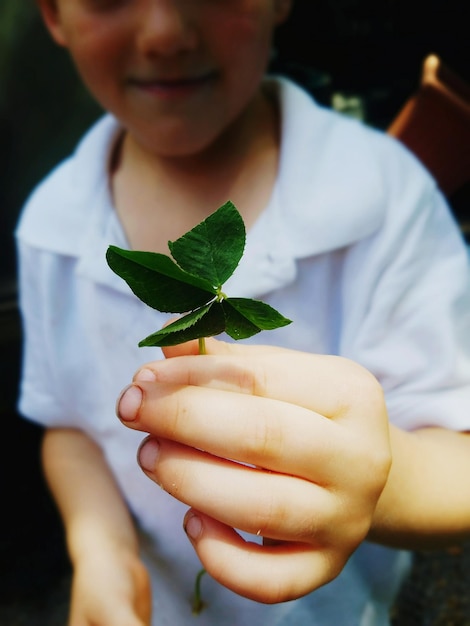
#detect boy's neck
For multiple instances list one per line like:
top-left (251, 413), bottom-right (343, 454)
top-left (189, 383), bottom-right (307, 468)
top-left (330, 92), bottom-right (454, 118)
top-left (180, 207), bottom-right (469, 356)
top-left (111, 86), bottom-right (280, 252)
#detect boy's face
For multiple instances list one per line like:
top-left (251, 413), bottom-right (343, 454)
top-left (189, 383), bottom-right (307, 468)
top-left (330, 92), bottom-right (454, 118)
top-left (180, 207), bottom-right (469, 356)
top-left (38, 0), bottom-right (292, 158)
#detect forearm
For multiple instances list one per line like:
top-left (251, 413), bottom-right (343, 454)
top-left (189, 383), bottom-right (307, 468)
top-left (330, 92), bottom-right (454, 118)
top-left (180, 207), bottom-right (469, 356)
top-left (370, 425), bottom-right (470, 549)
top-left (42, 428), bottom-right (139, 564)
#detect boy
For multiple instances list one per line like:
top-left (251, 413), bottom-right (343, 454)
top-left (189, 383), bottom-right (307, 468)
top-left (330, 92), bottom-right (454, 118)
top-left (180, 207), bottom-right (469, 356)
top-left (16, 1), bottom-right (470, 625)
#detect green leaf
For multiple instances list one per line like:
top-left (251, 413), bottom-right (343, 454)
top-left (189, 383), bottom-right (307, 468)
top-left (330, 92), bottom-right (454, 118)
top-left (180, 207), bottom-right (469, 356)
top-left (223, 298), bottom-right (292, 340)
top-left (139, 302), bottom-right (225, 347)
top-left (220, 300), bottom-right (261, 340)
top-left (106, 246), bottom-right (215, 313)
top-left (168, 201), bottom-right (245, 287)
top-left (106, 202), bottom-right (293, 348)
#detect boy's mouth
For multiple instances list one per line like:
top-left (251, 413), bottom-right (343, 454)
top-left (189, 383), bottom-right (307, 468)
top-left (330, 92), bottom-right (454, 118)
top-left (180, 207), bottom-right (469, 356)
top-left (128, 71), bottom-right (217, 97)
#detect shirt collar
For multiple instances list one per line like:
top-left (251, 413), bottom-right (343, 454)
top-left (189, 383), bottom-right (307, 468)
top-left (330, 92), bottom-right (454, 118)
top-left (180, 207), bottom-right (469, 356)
top-left (18, 78), bottom-right (385, 299)
top-left (227, 77), bottom-right (385, 297)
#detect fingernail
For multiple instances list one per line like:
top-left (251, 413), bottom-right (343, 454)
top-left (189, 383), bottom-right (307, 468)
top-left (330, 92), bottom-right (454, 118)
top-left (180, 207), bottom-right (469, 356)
top-left (184, 512), bottom-right (203, 541)
top-left (139, 438), bottom-right (160, 471)
top-left (134, 368), bottom-right (156, 382)
top-left (116, 384), bottom-right (142, 421)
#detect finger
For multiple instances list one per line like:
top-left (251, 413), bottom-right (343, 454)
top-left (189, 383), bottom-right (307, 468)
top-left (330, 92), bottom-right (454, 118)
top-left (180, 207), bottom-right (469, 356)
top-left (158, 318), bottom-right (210, 359)
top-left (161, 336), bottom-right (274, 359)
top-left (161, 339), bottom-right (201, 358)
top-left (182, 510), bottom-right (343, 603)
top-left (161, 336), bottom-right (259, 358)
top-left (137, 437), bottom-right (370, 546)
top-left (119, 379), bottom-right (357, 483)
top-left (135, 347), bottom-right (386, 432)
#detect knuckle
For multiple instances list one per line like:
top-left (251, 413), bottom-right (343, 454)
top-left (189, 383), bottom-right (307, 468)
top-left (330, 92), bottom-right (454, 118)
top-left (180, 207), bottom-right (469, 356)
top-left (359, 436), bottom-right (392, 498)
top-left (371, 444), bottom-right (392, 486)
top-left (165, 387), bottom-right (189, 439)
top-left (243, 411), bottom-right (284, 465)
top-left (237, 361), bottom-right (268, 397)
top-left (261, 578), bottom-right (292, 604)
top-left (352, 442), bottom-right (392, 504)
top-left (251, 489), bottom-right (288, 537)
top-left (336, 357), bottom-right (385, 415)
top-left (322, 547), bottom-right (350, 584)
top-left (354, 368), bottom-right (385, 410)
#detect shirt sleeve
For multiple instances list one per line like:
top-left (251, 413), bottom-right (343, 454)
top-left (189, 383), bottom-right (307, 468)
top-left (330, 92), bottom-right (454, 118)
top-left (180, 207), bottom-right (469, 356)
top-left (16, 239), bottom-right (73, 427)
top-left (341, 150), bottom-right (470, 432)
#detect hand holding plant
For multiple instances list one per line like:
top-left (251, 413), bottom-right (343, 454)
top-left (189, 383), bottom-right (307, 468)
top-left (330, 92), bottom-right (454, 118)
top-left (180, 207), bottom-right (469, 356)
top-left (108, 201), bottom-right (292, 612)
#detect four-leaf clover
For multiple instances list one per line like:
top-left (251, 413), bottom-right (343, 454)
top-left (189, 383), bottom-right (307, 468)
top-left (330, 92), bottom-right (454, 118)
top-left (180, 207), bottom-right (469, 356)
top-left (106, 201), bottom-right (292, 348)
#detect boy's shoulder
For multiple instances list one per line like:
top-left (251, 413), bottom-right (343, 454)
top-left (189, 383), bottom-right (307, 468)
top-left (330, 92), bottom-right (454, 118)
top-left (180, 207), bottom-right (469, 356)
top-left (278, 75), bottom-right (432, 184)
top-left (275, 77), bottom-right (439, 257)
top-left (278, 75), bottom-right (434, 183)
top-left (16, 115), bottom-right (120, 254)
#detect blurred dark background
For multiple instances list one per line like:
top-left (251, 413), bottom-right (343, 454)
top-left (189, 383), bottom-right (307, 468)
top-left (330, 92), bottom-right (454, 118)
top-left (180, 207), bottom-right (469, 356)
top-left (1, 0), bottom-right (469, 622)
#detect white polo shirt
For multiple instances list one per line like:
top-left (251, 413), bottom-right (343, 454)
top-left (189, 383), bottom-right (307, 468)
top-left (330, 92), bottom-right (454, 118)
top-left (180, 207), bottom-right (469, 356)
top-left (16, 77), bottom-right (470, 625)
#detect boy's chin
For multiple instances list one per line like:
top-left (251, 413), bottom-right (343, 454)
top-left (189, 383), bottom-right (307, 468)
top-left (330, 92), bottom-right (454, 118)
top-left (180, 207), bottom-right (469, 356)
top-left (131, 127), bottom-right (230, 161)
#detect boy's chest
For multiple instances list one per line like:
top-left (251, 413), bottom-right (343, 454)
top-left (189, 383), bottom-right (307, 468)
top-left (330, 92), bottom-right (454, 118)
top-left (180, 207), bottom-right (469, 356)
top-left (109, 131), bottom-right (279, 254)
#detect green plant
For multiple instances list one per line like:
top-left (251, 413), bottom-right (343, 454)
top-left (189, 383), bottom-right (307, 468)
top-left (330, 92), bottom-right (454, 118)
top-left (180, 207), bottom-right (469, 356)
top-left (106, 201), bottom-right (291, 354)
top-left (106, 201), bottom-right (292, 613)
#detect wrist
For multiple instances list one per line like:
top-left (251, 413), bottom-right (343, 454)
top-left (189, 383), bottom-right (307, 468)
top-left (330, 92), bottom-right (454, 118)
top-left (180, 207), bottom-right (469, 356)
top-left (369, 426), bottom-right (470, 549)
top-left (68, 518), bottom-right (140, 566)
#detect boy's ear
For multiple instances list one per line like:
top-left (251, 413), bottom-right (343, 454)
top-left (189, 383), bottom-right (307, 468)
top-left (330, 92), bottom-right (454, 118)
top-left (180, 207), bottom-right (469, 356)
top-left (35, 0), bottom-right (68, 47)
top-left (274, 0), bottom-right (293, 24)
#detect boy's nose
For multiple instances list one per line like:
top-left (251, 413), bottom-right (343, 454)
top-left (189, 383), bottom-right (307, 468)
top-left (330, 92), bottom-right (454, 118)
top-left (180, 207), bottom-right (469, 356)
top-left (136, 0), bottom-right (198, 57)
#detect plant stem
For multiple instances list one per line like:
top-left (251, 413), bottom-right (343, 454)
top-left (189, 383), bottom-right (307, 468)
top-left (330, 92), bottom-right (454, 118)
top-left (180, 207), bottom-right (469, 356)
top-left (192, 568), bottom-right (207, 615)
top-left (191, 340), bottom-right (207, 613)
top-left (198, 337), bottom-right (207, 355)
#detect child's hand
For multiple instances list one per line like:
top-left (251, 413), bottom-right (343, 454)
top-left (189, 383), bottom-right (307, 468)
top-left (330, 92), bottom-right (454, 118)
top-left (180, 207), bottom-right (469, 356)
top-left (117, 339), bottom-right (391, 603)
top-left (68, 544), bottom-right (151, 626)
